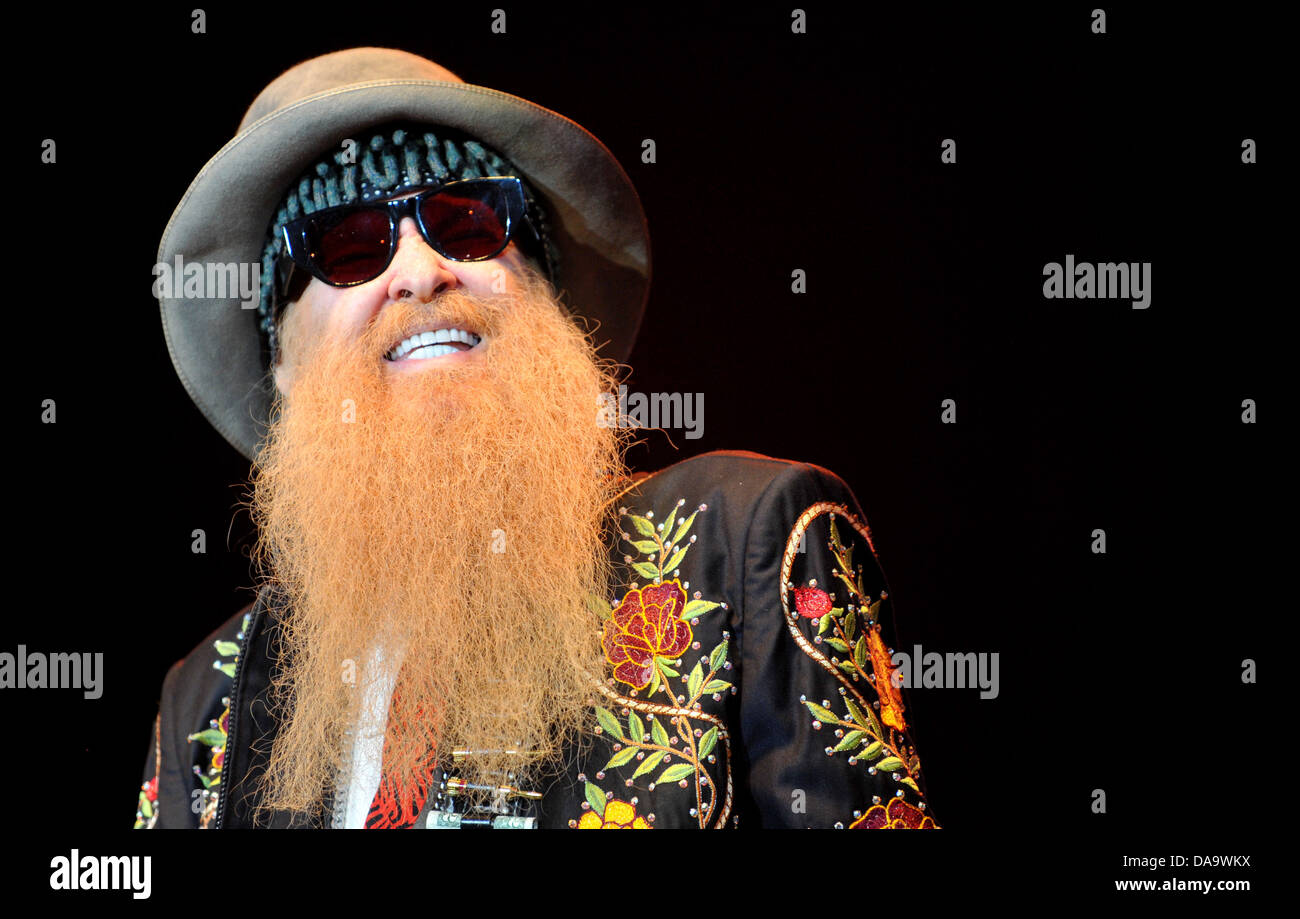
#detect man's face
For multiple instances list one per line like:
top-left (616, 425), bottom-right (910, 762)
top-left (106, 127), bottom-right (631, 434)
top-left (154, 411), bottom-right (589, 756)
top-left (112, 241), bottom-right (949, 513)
top-left (272, 208), bottom-right (537, 400)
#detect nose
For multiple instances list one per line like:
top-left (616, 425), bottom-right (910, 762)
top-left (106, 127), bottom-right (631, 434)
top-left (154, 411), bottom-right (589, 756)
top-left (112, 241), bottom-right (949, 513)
top-left (386, 216), bottom-right (459, 302)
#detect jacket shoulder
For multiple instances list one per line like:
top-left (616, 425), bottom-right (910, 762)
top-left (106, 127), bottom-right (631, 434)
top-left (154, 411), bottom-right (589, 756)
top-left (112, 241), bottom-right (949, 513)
top-left (628, 450), bottom-right (854, 510)
top-left (167, 600), bottom-right (257, 695)
top-left (159, 599), bottom-right (259, 772)
top-left (605, 451), bottom-right (914, 827)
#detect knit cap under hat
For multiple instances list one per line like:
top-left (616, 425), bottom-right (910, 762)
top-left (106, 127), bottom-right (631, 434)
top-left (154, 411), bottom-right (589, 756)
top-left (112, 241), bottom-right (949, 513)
top-left (256, 121), bottom-right (560, 361)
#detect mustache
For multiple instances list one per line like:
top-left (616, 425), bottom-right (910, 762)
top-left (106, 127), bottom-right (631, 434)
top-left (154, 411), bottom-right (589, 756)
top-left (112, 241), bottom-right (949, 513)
top-left (357, 289), bottom-right (502, 359)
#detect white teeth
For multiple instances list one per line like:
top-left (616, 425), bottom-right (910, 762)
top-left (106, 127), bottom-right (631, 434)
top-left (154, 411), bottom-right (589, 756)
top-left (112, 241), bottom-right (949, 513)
top-left (405, 344), bottom-right (458, 359)
top-left (387, 328), bottom-right (482, 360)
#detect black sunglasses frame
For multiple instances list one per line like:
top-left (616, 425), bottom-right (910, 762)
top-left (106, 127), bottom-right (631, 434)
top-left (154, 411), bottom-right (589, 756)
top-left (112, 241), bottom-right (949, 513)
top-left (274, 176), bottom-right (540, 305)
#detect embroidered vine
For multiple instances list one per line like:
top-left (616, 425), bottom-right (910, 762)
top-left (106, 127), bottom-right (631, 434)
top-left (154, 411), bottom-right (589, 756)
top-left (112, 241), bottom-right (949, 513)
top-left (135, 611), bottom-right (250, 829)
top-left (188, 612), bottom-right (250, 829)
top-left (576, 498), bottom-right (734, 829)
top-left (782, 503), bottom-right (937, 828)
top-left (133, 716), bottom-right (162, 829)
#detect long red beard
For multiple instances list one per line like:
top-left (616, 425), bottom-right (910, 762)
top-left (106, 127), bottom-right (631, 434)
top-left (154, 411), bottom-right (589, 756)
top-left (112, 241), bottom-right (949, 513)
top-left (249, 265), bottom-right (630, 821)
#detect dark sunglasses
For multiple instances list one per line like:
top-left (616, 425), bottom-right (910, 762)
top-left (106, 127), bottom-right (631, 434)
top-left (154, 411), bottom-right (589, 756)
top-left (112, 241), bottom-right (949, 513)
top-left (275, 176), bottom-right (535, 304)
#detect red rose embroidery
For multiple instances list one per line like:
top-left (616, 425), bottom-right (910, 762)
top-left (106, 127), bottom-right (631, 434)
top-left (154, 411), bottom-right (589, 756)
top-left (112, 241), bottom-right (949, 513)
top-left (793, 586), bottom-right (833, 620)
top-left (850, 797), bottom-right (937, 829)
top-left (602, 581), bottom-right (692, 689)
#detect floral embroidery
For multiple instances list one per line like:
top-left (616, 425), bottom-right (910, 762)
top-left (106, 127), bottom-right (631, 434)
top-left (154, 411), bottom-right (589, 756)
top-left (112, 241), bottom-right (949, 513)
top-left (602, 581), bottom-right (692, 689)
top-left (579, 498), bottom-right (734, 829)
top-left (134, 611), bottom-right (250, 829)
top-left (793, 586), bottom-right (833, 620)
top-left (782, 504), bottom-right (938, 827)
top-left (576, 796), bottom-right (651, 829)
top-left (864, 620), bottom-right (907, 732)
top-left (133, 716), bottom-right (161, 829)
top-left (850, 797), bottom-right (937, 829)
top-left (186, 612), bottom-right (250, 829)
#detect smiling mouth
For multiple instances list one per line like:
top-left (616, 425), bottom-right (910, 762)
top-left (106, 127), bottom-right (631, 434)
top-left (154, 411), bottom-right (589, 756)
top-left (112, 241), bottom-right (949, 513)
top-left (384, 327), bottom-right (483, 362)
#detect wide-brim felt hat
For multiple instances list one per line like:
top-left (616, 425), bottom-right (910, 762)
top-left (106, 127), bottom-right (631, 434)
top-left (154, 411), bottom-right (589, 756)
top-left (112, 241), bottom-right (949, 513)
top-left (157, 47), bottom-right (651, 461)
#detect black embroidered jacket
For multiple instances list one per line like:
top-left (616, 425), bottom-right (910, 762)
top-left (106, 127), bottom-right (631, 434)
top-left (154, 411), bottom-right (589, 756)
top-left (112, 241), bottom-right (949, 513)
top-left (134, 451), bottom-right (938, 829)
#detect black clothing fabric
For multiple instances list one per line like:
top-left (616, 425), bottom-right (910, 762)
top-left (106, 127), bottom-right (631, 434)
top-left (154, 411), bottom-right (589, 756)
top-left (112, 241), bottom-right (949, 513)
top-left (134, 451), bottom-right (938, 830)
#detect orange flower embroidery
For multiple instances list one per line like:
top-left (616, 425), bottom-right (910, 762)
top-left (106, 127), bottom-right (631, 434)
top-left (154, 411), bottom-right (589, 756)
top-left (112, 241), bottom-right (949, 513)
top-left (865, 624), bottom-right (907, 732)
top-left (602, 580), bottom-right (692, 689)
top-left (211, 706), bottom-right (229, 772)
top-left (578, 799), bottom-right (651, 829)
top-left (850, 797), bottom-right (937, 829)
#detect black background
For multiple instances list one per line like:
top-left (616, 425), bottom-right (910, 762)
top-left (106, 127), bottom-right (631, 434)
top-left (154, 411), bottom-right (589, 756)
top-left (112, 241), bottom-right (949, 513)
top-left (6, 1), bottom-right (1278, 899)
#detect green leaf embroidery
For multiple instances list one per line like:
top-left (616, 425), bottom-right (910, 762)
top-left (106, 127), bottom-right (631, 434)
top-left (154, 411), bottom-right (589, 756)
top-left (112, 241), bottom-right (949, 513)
top-left (632, 562), bottom-right (661, 581)
top-left (218, 663), bottom-right (236, 679)
top-left (854, 635), bottom-right (868, 670)
top-left (825, 638), bottom-right (850, 653)
top-left (861, 741), bottom-right (885, 760)
top-left (671, 511), bottom-right (698, 545)
top-left (213, 640), bottom-right (241, 657)
top-left (829, 516), bottom-right (844, 551)
top-left (709, 640), bottom-right (729, 671)
top-left (627, 711), bottom-right (646, 744)
top-left (682, 599), bottom-right (721, 620)
top-left (663, 546), bottom-right (688, 574)
top-left (817, 613), bottom-right (834, 636)
top-left (648, 662), bottom-right (661, 698)
top-left (702, 680), bottom-right (732, 693)
top-left (656, 659), bottom-right (679, 678)
top-left (698, 726), bottom-right (719, 758)
top-left (629, 540), bottom-right (660, 555)
top-left (834, 730), bottom-right (866, 752)
top-left (834, 570), bottom-right (859, 604)
top-left (864, 705), bottom-right (885, 739)
top-left (662, 504), bottom-right (679, 541)
top-left (188, 729), bottom-right (225, 747)
top-left (656, 763), bottom-right (695, 784)
top-left (875, 757), bottom-right (905, 773)
top-left (595, 707), bottom-right (624, 740)
top-left (687, 661), bottom-right (704, 699)
top-left (628, 515), bottom-right (656, 538)
top-left (901, 777), bottom-right (920, 794)
top-left (604, 746), bottom-right (639, 770)
top-left (651, 716), bottom-right (671, 748)
top-left (843, 610), bottom-right (856, 643)
top-left (584, 782), bottom-right (607, 816)
top-left (632, 750), bottom-right (666, 778)
top-left (803, 701), bottom-right (839, 724)
top-left (846, 697), bottom-right (884, 739)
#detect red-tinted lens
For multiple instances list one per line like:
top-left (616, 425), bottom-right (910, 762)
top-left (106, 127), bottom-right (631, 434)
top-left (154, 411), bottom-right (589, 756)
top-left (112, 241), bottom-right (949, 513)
top-left (419, 185), bottom-right (510, 259)
top-left (306, 209), bottom-right (393, 284)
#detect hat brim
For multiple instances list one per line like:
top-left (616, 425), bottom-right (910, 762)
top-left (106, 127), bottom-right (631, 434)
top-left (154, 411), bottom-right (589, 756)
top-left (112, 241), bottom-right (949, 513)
top-left (158, 79), bottom-right (651, 461)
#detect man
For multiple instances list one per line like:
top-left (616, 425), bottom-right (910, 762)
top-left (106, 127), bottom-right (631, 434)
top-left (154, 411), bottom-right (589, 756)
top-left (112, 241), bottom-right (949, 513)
top-left (138, 47), bottom-right (938, 830)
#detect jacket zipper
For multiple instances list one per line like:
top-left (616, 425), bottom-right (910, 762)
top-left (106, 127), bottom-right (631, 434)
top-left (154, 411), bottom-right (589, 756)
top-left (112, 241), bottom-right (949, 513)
top-left (213, 590), bottom-right (266, 829)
